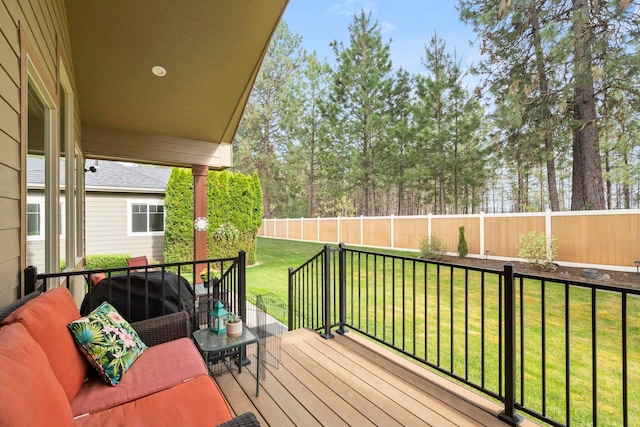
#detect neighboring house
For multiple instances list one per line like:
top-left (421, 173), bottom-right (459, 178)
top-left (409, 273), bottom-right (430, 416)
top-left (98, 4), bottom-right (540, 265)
top-left (27, 158), bottom-right (171, 272)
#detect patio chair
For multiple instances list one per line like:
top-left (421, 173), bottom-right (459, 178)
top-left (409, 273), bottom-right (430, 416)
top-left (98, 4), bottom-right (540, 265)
top-left (126, 255), bottom-right (149, 272)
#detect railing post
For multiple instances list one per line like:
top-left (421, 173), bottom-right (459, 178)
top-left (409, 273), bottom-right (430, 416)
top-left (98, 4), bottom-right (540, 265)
top-left (499, 263), bottom-right (523, 426)
top-left (321, 244), bottom-right (334, 339)
top-left (237, 250), bottom-right (251, 367)
top-left (288, 267), bottom-right (294, 331)
top-left (24, 266), bottom-right (38, 295)
top-left (336, 243), bottom-right (348, 335)
top-left (238, 251), bottom-right (247, 323)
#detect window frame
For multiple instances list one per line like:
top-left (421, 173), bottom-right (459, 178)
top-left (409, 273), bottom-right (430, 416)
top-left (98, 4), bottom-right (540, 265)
top-left (126, 199), bottom-right (165, 236)
top-left (26, 198), bottom-right (45, 241)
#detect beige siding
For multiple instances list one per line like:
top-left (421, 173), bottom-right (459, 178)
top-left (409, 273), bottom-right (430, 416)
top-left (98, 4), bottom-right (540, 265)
top-left (85, 193), bottom-right (165, 262)
top-left (0, 0), bottom-right (23, 306)
top-left (0, 0), bottom-right (78, 305)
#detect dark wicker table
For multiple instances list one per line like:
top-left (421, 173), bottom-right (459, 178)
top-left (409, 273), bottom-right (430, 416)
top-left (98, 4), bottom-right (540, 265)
top-left (192, 325), bottom-right (260, 396)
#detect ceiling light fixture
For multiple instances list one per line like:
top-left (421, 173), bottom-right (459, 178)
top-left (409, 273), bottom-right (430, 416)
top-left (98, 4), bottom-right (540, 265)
top-left (151, 66), bottom-right (167, 77)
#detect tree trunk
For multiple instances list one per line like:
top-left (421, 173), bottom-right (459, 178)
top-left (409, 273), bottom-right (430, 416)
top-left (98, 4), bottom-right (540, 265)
top-left (605, 149), bottom-right (611, 209)
top-left (260, 131), bottom-right (272, 218)
top-left (623, 152), bottom-right (631, 209)
top-left (570, 0), bottom-right (606, 210)
top-left (307, 124), bottom-right (316, 218)
top-left (530, 4), bottom-right (560, 211)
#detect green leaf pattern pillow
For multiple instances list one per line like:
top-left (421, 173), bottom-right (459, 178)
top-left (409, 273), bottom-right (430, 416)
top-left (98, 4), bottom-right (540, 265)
top-left (68, 302), bottom-right (147, 386)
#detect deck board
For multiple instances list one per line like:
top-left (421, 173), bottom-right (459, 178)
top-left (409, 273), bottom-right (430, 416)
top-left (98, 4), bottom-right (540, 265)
top-left (214, 328), bottom-right (541, 427)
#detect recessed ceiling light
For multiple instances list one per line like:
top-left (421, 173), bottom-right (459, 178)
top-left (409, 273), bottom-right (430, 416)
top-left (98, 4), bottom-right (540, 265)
top-left (152, 66), bottom-right (167, 77)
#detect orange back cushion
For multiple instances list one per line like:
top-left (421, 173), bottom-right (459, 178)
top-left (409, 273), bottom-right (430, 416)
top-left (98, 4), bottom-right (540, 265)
top-left (1, 287), bottom-right (88, 402)
top-left (0, 323), bottom-right (73, 426)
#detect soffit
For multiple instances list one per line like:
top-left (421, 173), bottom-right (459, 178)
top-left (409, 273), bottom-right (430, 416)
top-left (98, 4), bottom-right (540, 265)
top-left (65, 0), bottom-right (287, 167)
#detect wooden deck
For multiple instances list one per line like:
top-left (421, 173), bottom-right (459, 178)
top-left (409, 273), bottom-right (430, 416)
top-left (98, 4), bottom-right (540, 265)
top-left (214, 328), bottom-right (540, 427)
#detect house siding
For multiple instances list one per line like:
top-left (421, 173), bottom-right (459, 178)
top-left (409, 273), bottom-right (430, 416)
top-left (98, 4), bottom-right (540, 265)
top-left (0, 0), bottom-right (78, 306)
top-left (86, 193), bottom-right (165, 262)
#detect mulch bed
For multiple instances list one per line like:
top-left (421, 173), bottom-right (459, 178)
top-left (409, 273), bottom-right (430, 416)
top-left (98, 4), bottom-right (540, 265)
top-left (440, 255), bottom-right (640, 290)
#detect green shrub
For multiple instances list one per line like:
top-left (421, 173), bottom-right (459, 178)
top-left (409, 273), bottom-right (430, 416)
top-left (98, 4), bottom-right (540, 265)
top-left (518, 231), bottom-right (558, 271)
top-left (163, 168), bottom-right (263, 269)
top-left (457, 226), bottom-right (468, 258)
top-left (85, 254), bottom-right (131, 272)
top-left (420, 235), bottom-right (448, 261)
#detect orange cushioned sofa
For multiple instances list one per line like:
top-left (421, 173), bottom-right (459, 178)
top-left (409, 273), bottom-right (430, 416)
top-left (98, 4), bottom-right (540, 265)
top-left (0, 287), bottom-right (258, 427)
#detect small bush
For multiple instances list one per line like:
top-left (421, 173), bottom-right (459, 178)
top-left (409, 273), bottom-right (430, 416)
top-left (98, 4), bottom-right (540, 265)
top-left (518, 231), bottom-right (558, 271)
top-left (211, 222), bottom-right (240, 242)
top-left (420, 235), bottom-right (448, 261)
top-left (86, 254), bottom-right (131, 271)
top-left (457, 226), bottom-right (468, 258)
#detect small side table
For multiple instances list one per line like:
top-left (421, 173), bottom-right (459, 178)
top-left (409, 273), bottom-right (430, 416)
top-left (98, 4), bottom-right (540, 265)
top-left (192, 325), bottom-right (260, 396)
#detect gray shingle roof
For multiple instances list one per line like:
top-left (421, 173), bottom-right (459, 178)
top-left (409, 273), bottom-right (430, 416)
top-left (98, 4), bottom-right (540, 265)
top-left (27, 157), bottom-right (171, 191)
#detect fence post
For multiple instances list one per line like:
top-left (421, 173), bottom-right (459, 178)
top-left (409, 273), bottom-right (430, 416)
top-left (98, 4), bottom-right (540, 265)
top-left (336, 243), bottom-right (348, 335)
top-left (321, 244), bottom-right (335, 339)
top-left (499, 263), bottom-right (523, 426)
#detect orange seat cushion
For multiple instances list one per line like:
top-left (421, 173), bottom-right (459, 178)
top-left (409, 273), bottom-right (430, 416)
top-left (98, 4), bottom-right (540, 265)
top-left (0, 323), bottom-right (73, 427)
top-left (0, 288), bottom-right (88, 402)
top-left (74, 376), bottom-right (232, 427)
top-left (71, 337), bottom-right (207, 416)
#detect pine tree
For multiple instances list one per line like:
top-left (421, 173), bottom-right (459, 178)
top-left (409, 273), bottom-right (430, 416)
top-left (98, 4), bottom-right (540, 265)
top-left (459, 0), bottom-right (640, 211)
top-left (233, 22), bottom-right (304, 218)
top-left (325, 9), bottom-right (395, 216)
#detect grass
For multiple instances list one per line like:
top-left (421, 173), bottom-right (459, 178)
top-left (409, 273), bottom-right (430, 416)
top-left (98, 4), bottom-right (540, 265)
top-left (248, 237), bottom-right (640, 426)
top-left (245, 237), bottom-right (417, 306)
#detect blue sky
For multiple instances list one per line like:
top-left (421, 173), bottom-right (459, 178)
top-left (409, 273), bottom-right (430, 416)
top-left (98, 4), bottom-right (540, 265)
top-left (282, 0), bottom-right (481, 76)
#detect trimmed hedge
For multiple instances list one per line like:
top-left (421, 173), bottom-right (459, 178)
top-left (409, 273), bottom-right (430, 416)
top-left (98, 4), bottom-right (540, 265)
top-left (164, 168), bottom-right (263, 268)
top-left (62, 254), bottom-right (130, 272)
top-left (85, 254), bottom-right (131, 270)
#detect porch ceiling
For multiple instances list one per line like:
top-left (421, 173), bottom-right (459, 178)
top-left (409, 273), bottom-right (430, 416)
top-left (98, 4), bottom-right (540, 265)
top-left (65, 0), bottom-right (288, 168)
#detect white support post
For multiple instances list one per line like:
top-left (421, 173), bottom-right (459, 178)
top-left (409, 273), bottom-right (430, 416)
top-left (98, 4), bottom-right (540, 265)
top-left (390, 215), bottom-right (395, 248)
top-left (480, 211), bottom-right (485, 257)
top-left (545, 209), bottom-right (552, 260)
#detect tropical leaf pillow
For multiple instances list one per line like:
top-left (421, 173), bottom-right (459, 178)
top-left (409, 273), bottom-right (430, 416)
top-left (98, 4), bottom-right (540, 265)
top-left (68, 302), bottom-right (147, 386)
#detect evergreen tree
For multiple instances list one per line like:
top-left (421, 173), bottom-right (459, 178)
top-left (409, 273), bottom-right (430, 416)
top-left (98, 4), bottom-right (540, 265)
top-left (325, 9), bottom-right (395, 216)
top-left (385, 68), bottom-right (415, 215)
top-left (413, 33), bottom-right (487, 214)
top-left (233, 22), bottom-right (304, 218)
top-left (459, 0), bottom-right (640, 211)
top-left (287, 52), bottom-right (332, 217)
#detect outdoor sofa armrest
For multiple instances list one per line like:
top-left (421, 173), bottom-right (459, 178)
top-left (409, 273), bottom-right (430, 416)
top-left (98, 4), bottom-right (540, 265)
top-left (131, 310), bottom-right (191, 346)
top-left (0, 291), bottom-right (42, 323)
top-left (215, 412), bottom-right (260, 427)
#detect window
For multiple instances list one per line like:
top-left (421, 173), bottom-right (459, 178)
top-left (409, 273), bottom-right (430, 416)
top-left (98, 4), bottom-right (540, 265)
top-left (130, 202), bottom-right (165, 234)
top-left (27, 203), bottom-right (42, 237)
top-left (25, 57), bottom-right (57, 273)
top-left (26, 199), bottom-right (65, 240)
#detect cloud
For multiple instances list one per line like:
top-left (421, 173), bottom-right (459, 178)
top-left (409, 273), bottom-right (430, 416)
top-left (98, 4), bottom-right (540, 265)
top-left (329, 0), bottom-right (376, 16)
top-left (381, 20), bottom-right (396, 33)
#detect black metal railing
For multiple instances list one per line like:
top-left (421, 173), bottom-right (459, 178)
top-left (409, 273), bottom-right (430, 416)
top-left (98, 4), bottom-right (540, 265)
top-left (24, 251), bottom-right (247, 327)
top-left (288, 244), bottom-right (640, 427)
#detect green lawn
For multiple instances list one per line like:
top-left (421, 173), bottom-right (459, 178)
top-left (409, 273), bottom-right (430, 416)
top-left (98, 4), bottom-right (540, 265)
top-left (245, 237), bottom-right (417, 305)
top-left (248, 237), bottom-right (640, 426)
